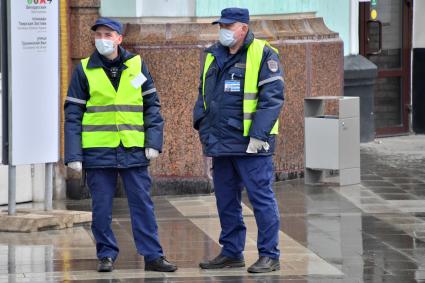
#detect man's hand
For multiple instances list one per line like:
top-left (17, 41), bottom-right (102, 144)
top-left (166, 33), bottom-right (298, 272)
top-left (68, 161), bottom-right (82, 172)
top-left (246, 137), bottom-right (270, 154)
top-left (145, 148), bottom-right (159, 160)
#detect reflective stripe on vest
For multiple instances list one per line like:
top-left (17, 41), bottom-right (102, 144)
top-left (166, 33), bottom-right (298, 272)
top-left (202, 39), bottom-right (279, 136)
top-left (81, 55), bottom-right (145, 148)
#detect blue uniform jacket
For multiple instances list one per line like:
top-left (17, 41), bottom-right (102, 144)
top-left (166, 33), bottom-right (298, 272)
top-left (193, 31), bottom-right (285, 157)
top-left (64, 47), bottom-right (164, 168)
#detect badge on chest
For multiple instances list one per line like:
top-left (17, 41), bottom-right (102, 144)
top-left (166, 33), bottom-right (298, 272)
top-left (224, 80), bottom-right (241, 92)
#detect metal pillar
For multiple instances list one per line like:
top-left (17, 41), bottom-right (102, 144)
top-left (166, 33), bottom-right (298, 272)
top-left (8, 165), bottom-right (16, 215)
top-left (44, 163), bottom-right (53, 211)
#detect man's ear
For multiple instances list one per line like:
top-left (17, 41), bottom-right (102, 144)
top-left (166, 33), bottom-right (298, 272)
top-left (116, 34), bottom-right (123, 45)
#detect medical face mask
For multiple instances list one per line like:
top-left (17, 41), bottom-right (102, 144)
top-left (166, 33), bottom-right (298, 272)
top-left (219, 28), bottom-right (237, 47)
top-left (95, 39), bottom-right (116, 56)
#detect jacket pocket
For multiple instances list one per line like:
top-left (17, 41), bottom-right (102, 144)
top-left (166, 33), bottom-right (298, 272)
top-left (227, 117), bottom-right (243, 132)
top-left (228, 67), bottom-right (245, 79)
top-left (194, 112), bottom-right (205, 130)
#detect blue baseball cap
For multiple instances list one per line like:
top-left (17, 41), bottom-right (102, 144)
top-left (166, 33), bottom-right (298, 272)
top-left (91, 17), bottom-right (123, 34)
top-left (212, 7), bottom-right (250, 25)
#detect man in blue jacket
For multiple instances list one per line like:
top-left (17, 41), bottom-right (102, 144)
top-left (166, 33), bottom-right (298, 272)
top-left (64, 17), bottom-right (177, 273)
top-left (193, 8), bottom-right (284, 273)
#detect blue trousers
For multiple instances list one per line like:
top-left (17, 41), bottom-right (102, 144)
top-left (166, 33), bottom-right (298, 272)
top-left (213, 156), bottom-right (280, 259)
top-left (86, 167), bottom-right (163, 262)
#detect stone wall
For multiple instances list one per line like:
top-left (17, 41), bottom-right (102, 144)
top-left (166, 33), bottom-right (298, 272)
top-left (66, 0), bottom-right (343, 196)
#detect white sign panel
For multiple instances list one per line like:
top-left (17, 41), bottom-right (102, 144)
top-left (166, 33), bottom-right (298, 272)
top-left (9, 0), bottom-right (59, 165)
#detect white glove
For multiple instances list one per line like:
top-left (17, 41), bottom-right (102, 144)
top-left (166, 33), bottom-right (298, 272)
top-left (145, 148), bottom-right (159, 160)
top-left (246, 137), bottom-right (270, 154)
top-left (68, 161), bottom-right (82, 172)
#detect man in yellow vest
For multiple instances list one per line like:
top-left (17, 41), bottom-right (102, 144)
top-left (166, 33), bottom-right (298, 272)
top-left (64, 17), bottom-right (177, 273)
top-left (193, 8), bottom-right (285, 273)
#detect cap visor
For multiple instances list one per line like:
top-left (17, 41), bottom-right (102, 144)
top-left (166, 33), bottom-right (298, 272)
top-left (91, 23), bottom-right (120, 33)
top-left (211, 18), bottom-right (237, 25)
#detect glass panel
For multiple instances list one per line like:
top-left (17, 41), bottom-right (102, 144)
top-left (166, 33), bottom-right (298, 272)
top-left (374, 77), bottom-right (402, 129)
top-left (367, 21), bottom-right (381, 55)
top-left (368, 0), bottom-right (403, 69)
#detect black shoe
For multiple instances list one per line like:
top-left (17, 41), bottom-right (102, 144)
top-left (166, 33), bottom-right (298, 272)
top-left (145, 256), bottom-right (177, 272)
top-left (97, 257), bottom-right (113, 272)
top-left (247, 256), bottom-right (280, 273)
top-left (199, 254), bottom-right (245, 269)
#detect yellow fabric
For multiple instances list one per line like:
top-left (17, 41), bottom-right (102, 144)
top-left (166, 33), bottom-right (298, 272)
top-left (81, 55), bottom-right (145, 148)
top-left (202, 54), bottom-right (215, 110)
top-left (202, 39), bottom-right (279, 136)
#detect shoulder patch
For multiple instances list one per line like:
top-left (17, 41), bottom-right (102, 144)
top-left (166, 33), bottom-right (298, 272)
top-left (267, 60), bottom-right (279, 72)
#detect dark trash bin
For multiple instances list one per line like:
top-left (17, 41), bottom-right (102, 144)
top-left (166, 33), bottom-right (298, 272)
top-left (344, 55), bottom-right (378, 143)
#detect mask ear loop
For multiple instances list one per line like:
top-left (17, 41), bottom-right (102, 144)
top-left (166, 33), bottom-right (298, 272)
top-left (231, 73), bottom-right (235, 80)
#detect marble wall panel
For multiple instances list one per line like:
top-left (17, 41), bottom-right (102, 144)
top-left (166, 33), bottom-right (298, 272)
top-left (66, 4), bottom-right (344, 194)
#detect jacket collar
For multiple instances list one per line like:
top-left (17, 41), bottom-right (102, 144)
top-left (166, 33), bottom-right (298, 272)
top-left (87, 46), bottom-right (136, 69)
top-left (205, 30), bottom-right (254, 70)
top-left (206, 30), bottom-right (255, 57)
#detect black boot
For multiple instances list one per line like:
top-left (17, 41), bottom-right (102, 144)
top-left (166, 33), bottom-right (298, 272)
top-left (97, 257), bottom-right (114, 272)
top-left (199, 254), bottom-right (245, 269)
top-left (247, 256), bottom-right (280, 273)
top-left (145, 256), bottom-right (177, 272)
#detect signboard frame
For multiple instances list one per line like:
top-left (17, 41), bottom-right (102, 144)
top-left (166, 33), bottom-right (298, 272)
top-left (1, 0), bottom-right (9, 165)
top-left (7, 0), bottom-right (60, 166)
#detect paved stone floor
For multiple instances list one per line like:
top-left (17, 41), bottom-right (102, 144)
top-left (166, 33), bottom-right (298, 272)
top-left (2, 136), bottom-right (425, 282)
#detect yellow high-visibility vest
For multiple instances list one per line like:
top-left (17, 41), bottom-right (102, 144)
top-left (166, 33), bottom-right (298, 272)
top-left (202, 39), bottom-right (279, 136)
top-left (81, 55), bottom-right (145, 148)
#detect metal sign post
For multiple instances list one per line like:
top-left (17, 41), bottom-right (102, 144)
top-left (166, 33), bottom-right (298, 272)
top-left (44, 163), bottom-right (53, 211)
top-left (7, 165), bottom-right (15, 215)
top-left (1, 0), bottom-right (15, 215)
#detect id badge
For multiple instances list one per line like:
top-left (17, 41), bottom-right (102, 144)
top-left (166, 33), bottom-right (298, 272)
top-left (224, 80), bottom-right (241, 92)
top-left (131, 73), bottom-right (147, 89)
